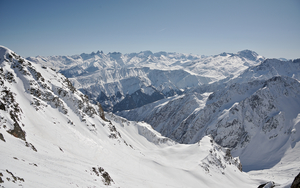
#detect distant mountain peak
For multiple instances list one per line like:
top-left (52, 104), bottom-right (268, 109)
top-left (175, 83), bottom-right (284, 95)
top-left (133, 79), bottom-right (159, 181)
top-left (237, 49), bottom-right (260, 61)
top-left (218, 52), bottom-right (234, 57)
top-left (108, 52), bottom-right (122, 55)
top-left (138, 50), bottom-right (153, 56)
top-left (96, 50), bottom-right (103, 54)
top-left (237, 49), bottom-right (257, 54)
top-left (216, 50), bottom-right (261, 61)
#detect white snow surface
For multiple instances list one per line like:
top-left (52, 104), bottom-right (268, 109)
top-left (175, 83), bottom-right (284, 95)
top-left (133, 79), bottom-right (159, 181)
top-left (0, 45), bottom-right (275, 188)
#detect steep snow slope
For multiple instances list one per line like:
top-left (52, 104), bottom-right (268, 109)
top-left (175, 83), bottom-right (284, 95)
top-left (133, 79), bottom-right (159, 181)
top-left (28, 50), bottom-right (264, 112)
top-left (248, 140), bottom-right (300, 186)
top-left (1, 46), bottom-right (261, 188)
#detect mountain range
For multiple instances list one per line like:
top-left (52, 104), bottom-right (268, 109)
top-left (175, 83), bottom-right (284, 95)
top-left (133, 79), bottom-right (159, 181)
top-left (0, 45), bottom-right (299, 187)
top-left (27, 49), bottom-right (264, 112)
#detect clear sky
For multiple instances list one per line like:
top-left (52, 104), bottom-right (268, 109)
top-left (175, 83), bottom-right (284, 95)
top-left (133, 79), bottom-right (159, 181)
top-left (0, 0), bottom-right (299, 59)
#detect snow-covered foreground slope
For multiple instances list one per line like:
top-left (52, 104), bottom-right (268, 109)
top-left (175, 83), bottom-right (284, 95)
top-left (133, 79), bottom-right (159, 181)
top-left (0, 46), bottom-right (267, 187)
top-left (28, 50), bottom-right (264, 112)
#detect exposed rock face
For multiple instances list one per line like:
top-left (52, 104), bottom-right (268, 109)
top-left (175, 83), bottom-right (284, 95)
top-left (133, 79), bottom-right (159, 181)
top-left (291, 172), bottom-right (300, 188)
top-left (199, 136), bottom-right (242, 174)
top-left (1, 50), bottom-right (27, 141)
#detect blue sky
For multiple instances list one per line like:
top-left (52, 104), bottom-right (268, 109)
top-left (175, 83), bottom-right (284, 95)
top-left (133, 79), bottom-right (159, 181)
top-left (0, 0), bottom-right (299, 59)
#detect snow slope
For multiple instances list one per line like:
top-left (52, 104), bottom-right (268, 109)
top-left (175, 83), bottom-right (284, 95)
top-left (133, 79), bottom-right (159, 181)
top-left (0, 46), bottom-right (264, 187)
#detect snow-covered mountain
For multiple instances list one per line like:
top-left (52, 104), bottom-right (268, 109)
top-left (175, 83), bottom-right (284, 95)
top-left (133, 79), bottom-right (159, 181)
top-left (27, 49), bottom-right (264, 112)
top-left (0, 46), bottom-right (271, 188)
top-left (118, 59), bottom-right (300, 175)
top-left (228, 58), bottom-right (300, 84)
top-left (118, 70), bottom-right (300, 167)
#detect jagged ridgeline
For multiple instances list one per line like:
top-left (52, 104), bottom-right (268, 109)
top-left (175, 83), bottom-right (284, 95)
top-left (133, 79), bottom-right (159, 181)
top-left (28, 49), bottom-right (265, 112)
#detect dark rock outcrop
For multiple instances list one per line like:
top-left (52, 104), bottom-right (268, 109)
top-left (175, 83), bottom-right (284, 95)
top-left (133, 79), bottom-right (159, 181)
top-left (291, 172), bottom-right (300, 188)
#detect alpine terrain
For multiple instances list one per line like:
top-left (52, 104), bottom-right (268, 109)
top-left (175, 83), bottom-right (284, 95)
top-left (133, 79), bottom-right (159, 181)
top-left (1, 45), bottom-right (299, 187)
top-left (27, 50), bottom-right (264, 112)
